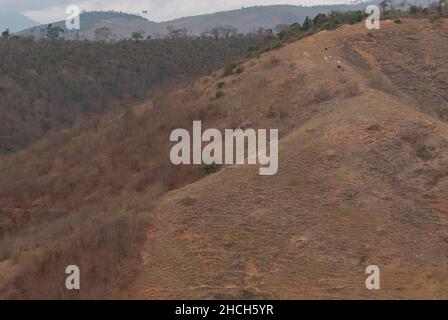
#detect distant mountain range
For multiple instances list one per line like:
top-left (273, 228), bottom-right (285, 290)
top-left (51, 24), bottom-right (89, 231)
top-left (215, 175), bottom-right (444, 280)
top-left (16, 3), bottom-right (377, 40)
top-left (0, 12), bottom-right (37, 33)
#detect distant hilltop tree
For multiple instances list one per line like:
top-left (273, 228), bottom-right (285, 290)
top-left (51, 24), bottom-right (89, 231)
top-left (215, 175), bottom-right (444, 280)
top-left (203, 26), bottom-right (238, 39)
top-left (1, 28), bottom-right (9, 40)
top-left (46, 23), bottom-right (64, 39)
top-left (167, 26), bottom-right (188, 39)
top-left (95, 27), bottom-right (112, 42)
top-left (131, 30), bottom-right (145, 41)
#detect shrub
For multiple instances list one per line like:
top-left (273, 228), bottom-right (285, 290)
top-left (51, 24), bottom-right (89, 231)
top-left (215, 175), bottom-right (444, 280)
top-left (416, 145), bottom-right (434, 161)
top-left (222, 234), bottom-right (235, 246)
top-left (0, 35), bottom-right (268, 154)
top-left (313, 86), bottom-right (332, 103)
top-left (202, 162), bottom-right (222, 175)
top-left (179, 197), bottom-right (197, 206)
top-left (269, 56), bottom-right (280, 65)
top-left (121, 108), bottom-right (134, 120)
top-left (393, 19), bottom-right (402, 24)
top-left (131, 31), bottom-right (145, 41)
top-left (265, 106), bottom-right (287, 119)
top-left (1, 208), bottom-right (148, 299)
top-left (215, 91), bottom-right (225, 99)
top-left (429, 16), bottom-right (443, 24)
top-left (247, 46), bottom-right (259, 53)
top-left (216, 81), bottom-right (226, 89)
top-left (133, 172), bottom-right (152, 192)
top-left (223, 63), bottom-right (236, 77)
top-left (238, 289), bottom-right (257, 299)
top-left (10, 249), bottom-right (22, 264)
top-left (236, 66), bottom-right (244, 74)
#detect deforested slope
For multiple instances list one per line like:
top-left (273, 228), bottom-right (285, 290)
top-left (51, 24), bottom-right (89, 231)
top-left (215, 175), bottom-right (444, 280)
top-left (0, 19), bottom-right (447, 299)
top-left (133, 19), bottom-right (448, 299)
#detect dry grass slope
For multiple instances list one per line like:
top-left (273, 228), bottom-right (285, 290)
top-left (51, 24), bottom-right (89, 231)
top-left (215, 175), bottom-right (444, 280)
top-left (133, 19), bottom-right (448, 299)
top-left (0, 19), bottom-right (447, 299)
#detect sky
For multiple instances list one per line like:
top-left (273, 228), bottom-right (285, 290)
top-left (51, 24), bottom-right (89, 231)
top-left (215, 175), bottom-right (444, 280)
top-left (0, 0), bottom-right (354, 23)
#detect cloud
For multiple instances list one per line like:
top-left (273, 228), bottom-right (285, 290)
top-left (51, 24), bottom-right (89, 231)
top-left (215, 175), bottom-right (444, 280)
top-left (0, 0), bottom-right (73, 12)
top-left (0, 0), bottom-right (352, 23)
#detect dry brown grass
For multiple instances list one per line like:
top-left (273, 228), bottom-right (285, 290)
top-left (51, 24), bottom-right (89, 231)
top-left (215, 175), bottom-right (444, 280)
top-left (1, 19), bottom-right (448, 299)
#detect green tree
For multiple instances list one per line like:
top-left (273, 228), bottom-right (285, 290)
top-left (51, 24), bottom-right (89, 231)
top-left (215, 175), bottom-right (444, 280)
top-left (46, 24), bottom-right (64, 39)
top-left (379, 0), bottom-right (393, 13)
top-left (167, 26), bottom-right (188, 39)
top-left (131, 31), bottom-right (145, 41)
top-left (1, 28), bottom-right (9, 40)
top-left (301, 16), bottom-right (313, 31)
top-left (95, 27), bottom-right (112, 42)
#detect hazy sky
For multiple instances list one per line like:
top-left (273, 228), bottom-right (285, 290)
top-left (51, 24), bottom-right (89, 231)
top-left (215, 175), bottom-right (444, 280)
top-left (0, 0), bottom-right (353, 23)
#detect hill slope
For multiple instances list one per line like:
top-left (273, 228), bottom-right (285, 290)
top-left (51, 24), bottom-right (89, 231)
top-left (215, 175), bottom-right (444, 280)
top-left (0, 19), bottom-right (447, 299)
top-left (0, 34), bottom-right (267, 154)
top-left (132, 19), bottom-right (448, 299)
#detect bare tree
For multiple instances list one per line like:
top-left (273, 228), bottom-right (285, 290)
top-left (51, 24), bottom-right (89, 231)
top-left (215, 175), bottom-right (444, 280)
top-left (437, 0), bottom-right (447, 15)
top-left (167, 26), bottom-right (188, 39)
top-left (1, 28), bottom-right (9, 40)
top-left (379, 0), bottom-right (393, 13)
top-left (95, 27), bottom-right (112, 42)
top-left (206, 26), bottom-right (238, 39)
top-left (398, 0), bottom-right (408, 10)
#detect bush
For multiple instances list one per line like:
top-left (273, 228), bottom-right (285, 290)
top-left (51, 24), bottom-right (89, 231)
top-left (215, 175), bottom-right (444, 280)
top-left (216, 81), bottom-right (225, 89)
top-left (10, 249), bottom-right (22, 264)
top-left (215, 91), bottom-right (225, 99)
top-left (1, 207), bottom-right (148, 299)
top-left (179, 197), bottom-right (197, 206)
top-left (223, 63), bottom-right (237, 77)
top-left (202, 162), bottom-right (222, 175)
top-left (121, 108), bottom-right (134, 120)
top-left (416, 145), bottom-right (434, 161)
top-left (236, 66), bottom-right (244, 74)
top-left (429, 16), bottom-right (443, 24)
top-left (313, 86), bottom-right (332, 103)
top-left (222, 234), bottom-right (235, 246)
top-left (394, 19), bottom-right (402, 24)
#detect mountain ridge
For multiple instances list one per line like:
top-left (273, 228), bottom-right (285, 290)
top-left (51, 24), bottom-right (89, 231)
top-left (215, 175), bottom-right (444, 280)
top-left (0, 12), bottom-right (38, 33)
top-left (17, 4), bottom-right (376, 40)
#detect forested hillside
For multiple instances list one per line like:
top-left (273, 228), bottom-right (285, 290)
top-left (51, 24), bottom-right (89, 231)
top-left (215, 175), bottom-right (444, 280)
top-left (0, 34), bottom-right (270, 154)
top-left (16, 4), bottom-right (375, 40)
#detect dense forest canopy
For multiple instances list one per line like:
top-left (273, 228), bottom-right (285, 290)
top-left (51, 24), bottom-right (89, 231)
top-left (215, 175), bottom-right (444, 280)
top-left (0, 34), bottom-right (269, 154)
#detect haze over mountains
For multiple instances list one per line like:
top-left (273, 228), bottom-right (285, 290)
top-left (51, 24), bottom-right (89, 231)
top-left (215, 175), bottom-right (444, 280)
top-left (16, 4), bottom-right (376, 40)
top-left (0, 12), bottom-right (37, 33)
